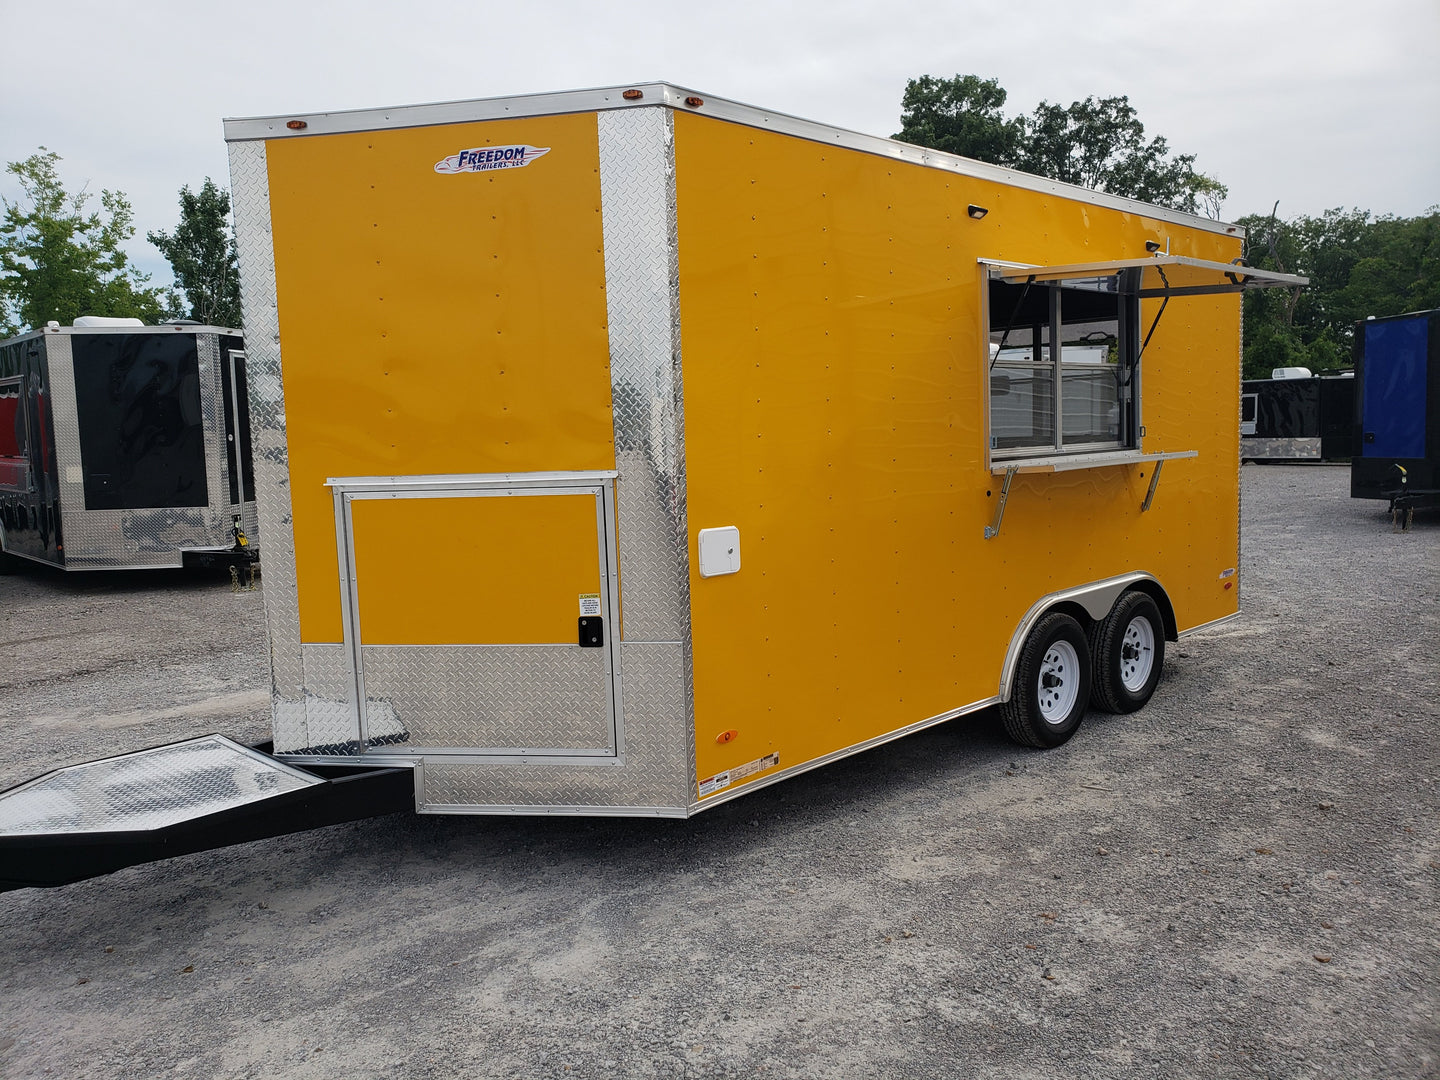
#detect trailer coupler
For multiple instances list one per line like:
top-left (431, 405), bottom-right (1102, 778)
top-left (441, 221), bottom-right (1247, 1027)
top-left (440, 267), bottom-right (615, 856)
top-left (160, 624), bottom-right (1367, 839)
top-left (0, 735), bottom-right (413, 891)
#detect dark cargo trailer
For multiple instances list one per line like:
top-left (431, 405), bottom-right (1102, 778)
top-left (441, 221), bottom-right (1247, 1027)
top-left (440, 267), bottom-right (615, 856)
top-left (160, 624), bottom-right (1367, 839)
top-left (1240, 371), bottom-right (1353, 461)
top-left (0, 320), bottom-right (258, 570)
top-left (1351, 309), bottom-right (1440, 509)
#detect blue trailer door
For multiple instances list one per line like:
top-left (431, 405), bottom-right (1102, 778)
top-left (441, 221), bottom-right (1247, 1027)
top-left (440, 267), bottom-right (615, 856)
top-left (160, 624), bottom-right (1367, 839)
top-left (1362, 318), bottom-right (1428, 458)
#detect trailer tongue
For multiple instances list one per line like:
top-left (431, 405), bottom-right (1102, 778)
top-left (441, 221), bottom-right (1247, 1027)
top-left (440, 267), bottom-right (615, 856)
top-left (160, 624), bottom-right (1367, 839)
top-left (0, 735), bottom-right (411, 891)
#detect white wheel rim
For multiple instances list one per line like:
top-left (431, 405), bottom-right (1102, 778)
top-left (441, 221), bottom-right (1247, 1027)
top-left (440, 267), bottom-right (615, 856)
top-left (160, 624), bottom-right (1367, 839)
top-left (1036, 639), bottom-right (1080, 725)
top-left (1119, 615), bottom-right (1156, 693)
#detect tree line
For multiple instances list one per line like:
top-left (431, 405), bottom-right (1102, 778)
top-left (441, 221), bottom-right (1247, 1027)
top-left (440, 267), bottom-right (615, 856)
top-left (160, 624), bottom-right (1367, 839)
top-left (3, 78), bottom-right (1435, 378)
top-left (0, 149), bottom-right (240, 337)
top-left (894, 74), bottom-right (1438, 379)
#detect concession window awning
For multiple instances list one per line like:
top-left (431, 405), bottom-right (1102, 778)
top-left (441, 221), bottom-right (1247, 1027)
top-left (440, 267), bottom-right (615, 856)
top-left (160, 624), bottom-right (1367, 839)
top-left (978, 256), bottom-right (1308, 540)
top-left (996, 255), bottom-right (1308, 298)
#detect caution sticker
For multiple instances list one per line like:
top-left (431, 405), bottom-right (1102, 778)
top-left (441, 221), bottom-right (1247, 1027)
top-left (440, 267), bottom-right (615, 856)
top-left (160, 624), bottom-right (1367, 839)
top-left (698, 752), bottom-right (780, 799)
top-left (579, 593), bottom-right (602, 617)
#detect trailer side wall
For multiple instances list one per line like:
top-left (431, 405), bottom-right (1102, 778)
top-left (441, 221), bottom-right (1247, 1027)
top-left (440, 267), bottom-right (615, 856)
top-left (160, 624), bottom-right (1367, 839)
top-left (672, 112), bottom-right (1243, 797)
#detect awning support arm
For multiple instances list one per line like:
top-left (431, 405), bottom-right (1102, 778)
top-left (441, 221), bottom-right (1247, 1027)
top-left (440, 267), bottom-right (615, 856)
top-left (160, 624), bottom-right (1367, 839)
top-left (1141, 459), bottom-right (1165, 512)
top-left (984, 466), bottom-right (1018, 539)
top-left (990, 276), bottom-right (1036, 371)
top-left (1136, 264), bottom-right (1170, 365)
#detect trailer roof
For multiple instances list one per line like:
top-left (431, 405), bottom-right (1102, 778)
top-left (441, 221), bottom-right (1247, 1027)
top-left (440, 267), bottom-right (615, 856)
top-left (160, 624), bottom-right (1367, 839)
top-left (223, 81), bottom-right (1245, 239)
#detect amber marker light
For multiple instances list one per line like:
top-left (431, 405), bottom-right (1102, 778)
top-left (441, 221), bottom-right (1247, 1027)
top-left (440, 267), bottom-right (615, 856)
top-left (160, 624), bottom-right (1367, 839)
top-left (622, 89), bottom-right (644, 100)
top-left (286, 120), bottom-right (308, 130)
top-left (685, 96), bottom-right (704, 108)
top-left (716, 730), bottom-right (738, 744)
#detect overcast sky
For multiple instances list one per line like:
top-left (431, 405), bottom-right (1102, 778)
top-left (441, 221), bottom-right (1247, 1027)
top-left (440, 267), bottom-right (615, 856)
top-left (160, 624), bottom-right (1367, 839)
top-left (3, 0), bottom-right (1436, 287)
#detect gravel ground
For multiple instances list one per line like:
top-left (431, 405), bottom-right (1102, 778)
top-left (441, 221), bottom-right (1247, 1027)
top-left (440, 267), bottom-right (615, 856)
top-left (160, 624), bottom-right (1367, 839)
top-left (0, 464), bottom-right (1435, 1080)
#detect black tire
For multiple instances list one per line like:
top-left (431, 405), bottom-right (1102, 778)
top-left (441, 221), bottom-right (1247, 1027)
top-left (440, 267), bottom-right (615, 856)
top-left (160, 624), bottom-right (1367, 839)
top-left (0, 551), bottom-right (27, 574)
top-left (1088, 590), bottom-right (1165, 714)
top-left (1001, 611), bottom-right (1092, 749)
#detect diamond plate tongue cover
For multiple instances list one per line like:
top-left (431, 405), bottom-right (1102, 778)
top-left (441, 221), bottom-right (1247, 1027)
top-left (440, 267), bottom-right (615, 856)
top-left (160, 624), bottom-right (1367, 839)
top-left (0, 735), bottom-right (323, 835)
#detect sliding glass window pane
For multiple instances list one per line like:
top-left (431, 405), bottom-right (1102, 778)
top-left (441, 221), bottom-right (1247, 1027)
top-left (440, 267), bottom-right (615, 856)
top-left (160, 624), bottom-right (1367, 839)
top-left (991, 366), bottom-right (1055, 450)
top-left (1061, 369), bottom-right (1122, 445)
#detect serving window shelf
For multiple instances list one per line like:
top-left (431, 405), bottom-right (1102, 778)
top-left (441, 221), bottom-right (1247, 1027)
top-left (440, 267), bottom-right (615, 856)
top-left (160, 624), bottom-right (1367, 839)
top-left (984, 450), bottom-right (1197, 539)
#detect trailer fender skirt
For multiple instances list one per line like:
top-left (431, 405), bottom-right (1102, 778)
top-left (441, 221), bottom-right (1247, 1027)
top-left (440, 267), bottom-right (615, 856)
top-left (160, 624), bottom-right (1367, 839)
top-left (0, 734), bottom-right (413, 891)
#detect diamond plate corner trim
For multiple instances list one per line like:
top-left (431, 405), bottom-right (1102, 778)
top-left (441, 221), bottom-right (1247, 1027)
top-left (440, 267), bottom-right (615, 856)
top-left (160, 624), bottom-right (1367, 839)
top-left (598, 107), bottom-right (691, 645)
top-left (416, 641), bottom-right (690, 810)
top-left (598, 107), bottom-right (698, 805)
top-left (229, 137), bottom-right (309, 754)
top-left (195, 333), bottom-right (228, 533)
top-left (667, 116), bottom-right (700, 800)
top-left (41, 333), bottom-right (85, 566)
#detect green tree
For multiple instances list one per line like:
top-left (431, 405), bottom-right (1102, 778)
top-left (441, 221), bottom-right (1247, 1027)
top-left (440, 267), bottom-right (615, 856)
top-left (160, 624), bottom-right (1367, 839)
top-left (893, 75), bottom-right (1227, 215)
top-left (1235, 204), bottom-right (1440, 378)
top-left (0, 149), bottom-right (172, 336)
top-left (147, 178), bottom-right (242, 328)
top-left (893, 75), bottom-right (1025, 166)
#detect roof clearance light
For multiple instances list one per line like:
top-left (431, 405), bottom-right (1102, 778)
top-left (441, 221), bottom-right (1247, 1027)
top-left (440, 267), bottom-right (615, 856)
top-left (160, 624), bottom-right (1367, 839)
top-left (967, 204), bottom-right (988, 220)
top-left (685, 96), bottom-right (704, 108)
top-left (286, 120), bottom-right (308, 130)
top-left (622, 89), bottom-right (644, 101)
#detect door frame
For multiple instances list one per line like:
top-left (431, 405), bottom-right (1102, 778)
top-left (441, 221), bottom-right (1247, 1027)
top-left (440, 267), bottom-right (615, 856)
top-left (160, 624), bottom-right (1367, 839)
top-left (327, 470), bottom-right (624, 764)
top-left (222, 349), bottom-right (252, 505)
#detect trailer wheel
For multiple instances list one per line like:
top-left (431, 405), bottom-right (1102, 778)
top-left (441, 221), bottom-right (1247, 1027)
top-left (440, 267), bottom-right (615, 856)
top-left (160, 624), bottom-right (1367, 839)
top-left (1088, 590), bottom-right (1165, 714)
top-left (1001, 612), bottom-right (1092, 748)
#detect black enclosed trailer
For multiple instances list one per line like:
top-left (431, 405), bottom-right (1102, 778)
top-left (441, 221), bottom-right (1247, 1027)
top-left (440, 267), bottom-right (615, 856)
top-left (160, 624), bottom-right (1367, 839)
top-left (1240, 370), bottom-right (1353, 462)
top-left (0, 320), bottom-right (258, 570)
top-left (1351, 309), bottom-right (1440, 508)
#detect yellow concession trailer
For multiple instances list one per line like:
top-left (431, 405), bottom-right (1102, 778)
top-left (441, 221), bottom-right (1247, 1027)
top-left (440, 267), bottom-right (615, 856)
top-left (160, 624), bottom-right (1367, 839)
top-left (0, 83), bottom-right (1310, 889)
top-left (220, 82), bottom-right (1310, 817)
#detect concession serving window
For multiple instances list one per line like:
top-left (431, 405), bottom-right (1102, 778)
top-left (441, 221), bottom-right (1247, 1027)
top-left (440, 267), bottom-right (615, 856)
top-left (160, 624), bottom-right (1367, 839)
top-left (979, 255), bottom-right (1307, 539)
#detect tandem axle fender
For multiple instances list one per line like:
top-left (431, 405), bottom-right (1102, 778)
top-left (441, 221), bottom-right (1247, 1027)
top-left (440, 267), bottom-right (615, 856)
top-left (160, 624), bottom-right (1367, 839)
top-left (996, 573), bottom-right (1180, 750)
top-left (997, 572), bottom-right (1178, 705)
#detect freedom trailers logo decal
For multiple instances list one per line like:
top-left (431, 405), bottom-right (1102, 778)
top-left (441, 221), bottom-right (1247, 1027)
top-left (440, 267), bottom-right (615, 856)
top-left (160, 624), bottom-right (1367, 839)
top-left (434, 145), bottom-right (551, 174)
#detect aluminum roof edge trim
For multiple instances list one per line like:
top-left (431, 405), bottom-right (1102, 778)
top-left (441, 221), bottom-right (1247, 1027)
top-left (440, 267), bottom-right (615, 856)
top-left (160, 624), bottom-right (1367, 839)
top-left (1, 325), bottom-right (244, 348)
top-left (222, 81), bottom-right (1244, 239)
top-left (998, 255), bottom-right (1307, 289)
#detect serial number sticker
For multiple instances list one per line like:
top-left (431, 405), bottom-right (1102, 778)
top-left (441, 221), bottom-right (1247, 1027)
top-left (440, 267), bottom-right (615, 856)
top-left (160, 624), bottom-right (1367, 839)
top-left (698, 752), bottom-right (780, 799)
top-left (579, 593), bottom-right (602, 617)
